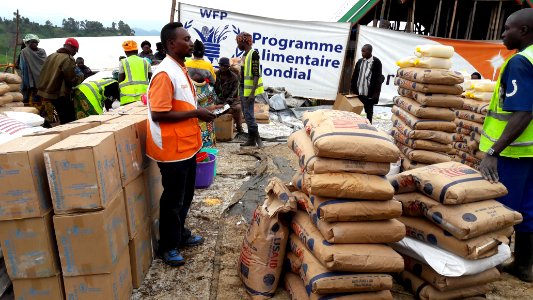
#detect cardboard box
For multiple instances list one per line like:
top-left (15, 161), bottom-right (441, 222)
top-left (24, 122), bottom-right (96, 140)
top-left (333, 94), bottom-right (364, 115)
top-left (214, 114), bottom-right (234, 141)
top-left (0, 135), bottom-right (60, 220)
top-left (44, 132), bottom-right (122, 214)
top-left (125, 106), bottom-right (148, 115)
top-left (71, 114), bottom-right (120, 125)
top-left (63, 249), bottom-right (132, 300)
top-left (124, 174), bottom-right (149, 239)
top-left (143, 161), bottom-right (162, 217)
top-left (0, 211), bottom-right (60, 279)
top-left (12, 274), bottom-right (65, 300)
top-left (79, 122), bottom-right (143, 186)
top-left (109, 114), bottom-right (148, 168)
top-left (53, 192), bottom-right (129, 276)
top-left (129, 219), bottom-right (152, 288)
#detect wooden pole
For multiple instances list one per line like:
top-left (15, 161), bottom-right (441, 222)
top-left (486, 5), bottom-right (497, 40)
top-left (492, 1), bottom-right (503, 40)
top-left (380, 0), bottom-right (388, 20)
top-left (170, 0), bottom-right (176, 22)
top-left (11, 10), bottom-right (19, 74)
top-left (373, 4), bottom-right (378, 27)
top-left (411, 0), bottom-right (416, 33)
top-left (496, 7), bottom-right (506, 40)
top-left (448, 0), bottom-right (458, 39)
top-left (467, 1), bottom-right (478, 40)
top-left (444, 4), bottom-right (451, 38)
top-left (435, 0), bottom-right (443, 37)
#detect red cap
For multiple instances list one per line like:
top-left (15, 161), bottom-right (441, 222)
top-left (65, 38), bottom-right (79, 50)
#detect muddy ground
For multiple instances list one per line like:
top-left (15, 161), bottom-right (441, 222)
top-left (132, 137), bottom-right (532, 300)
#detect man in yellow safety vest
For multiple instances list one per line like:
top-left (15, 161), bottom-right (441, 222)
top-left (118, 40), bottom-right (152, 105)
top-left (479, 8), bottom-right (533, 282)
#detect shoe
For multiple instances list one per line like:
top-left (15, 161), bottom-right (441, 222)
top-left (160, 249), bottom-right (185, 267)
top-left (255, 134), bottom-right (263, 148)
top-left (181, 234), bottom-right (205, 247)
top-left (240, 134), bottom-right (256, 147)
top-left (503, 232), bottom-right (533, 282)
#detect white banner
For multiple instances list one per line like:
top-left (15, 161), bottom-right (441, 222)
top-left (356, 26), bottom-right (513, 105)
top-left (180, 3), bottom-right (351, 100)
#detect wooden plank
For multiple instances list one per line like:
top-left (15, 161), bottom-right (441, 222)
top-left (467, 1), bottom-right (478, 39)
top-left (448, 0), bottom-right (459, 39)
top-left (492, 1), bottom-right (503, 40)
top-left (412, 0), bottom-right (417, 33)
top-left (170, 0), bottom-right (177, 22)
top-left (486, 5), bottom-right (497, 40)
top-left (435, 0), bottom-right (443, 36)
top-left (11, 10), bottom-right (19, 74)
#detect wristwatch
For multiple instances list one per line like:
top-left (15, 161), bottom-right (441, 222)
top-left (487, 147), bottom-right (499, 157)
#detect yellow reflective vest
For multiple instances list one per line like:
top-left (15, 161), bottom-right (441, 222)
top-left (120, 56), bottom-right (150, 105)
top-left (243, 50), bottom-right (264, 97)
top-left (480, 45), bottom-right (533, 158)
top-left (76, 79), bottom-right (117, 114)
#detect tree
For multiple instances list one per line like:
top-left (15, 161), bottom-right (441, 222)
top-left (117, 20), bottom-right (134, 36)
top-left (45, 20), bottom-right (53, 27)
top-left (62, 17), bottom-right (79, 32)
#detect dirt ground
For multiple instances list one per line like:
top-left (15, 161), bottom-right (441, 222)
top-left (132, 139), bottom-right (533, 300)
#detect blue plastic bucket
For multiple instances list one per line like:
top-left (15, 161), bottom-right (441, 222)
top-left (195, 153), bottom-right (216, 189)
top-left (201, 148), bottom-right (219, 177)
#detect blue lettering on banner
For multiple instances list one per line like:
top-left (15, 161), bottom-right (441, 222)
top-left (253, 33), bottom-right (343, 53)
top-left (200, 9), bottom-right (228, 20)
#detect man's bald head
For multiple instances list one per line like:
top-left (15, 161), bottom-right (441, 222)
top-left (502, 8), bottom-right (533, 50)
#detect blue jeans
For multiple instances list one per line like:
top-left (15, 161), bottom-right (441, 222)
top-left (241, 95), bottom-right (258, 135)
top-left (497, 156), bottom-right (533, 232)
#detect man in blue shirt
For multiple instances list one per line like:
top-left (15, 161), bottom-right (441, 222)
top-left (479, 8), bottom-right (533, 282)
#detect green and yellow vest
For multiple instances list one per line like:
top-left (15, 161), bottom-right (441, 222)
top-left (243, 50), bottom-right (264, 97)
top-left (76, 79), bottom-right (117, 114)
top-left (120, 56), bottom-right (150, 105)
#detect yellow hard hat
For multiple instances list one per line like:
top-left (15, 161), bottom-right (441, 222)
top-left (122, 40), bottom-right (138, 51)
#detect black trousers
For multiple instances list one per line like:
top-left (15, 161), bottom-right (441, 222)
top-left (51, 96), bottom-right (76, 124)
top-left (359, 95), bottom-right (374, 124)
top-left (157, 156), bottom-right (197, 252)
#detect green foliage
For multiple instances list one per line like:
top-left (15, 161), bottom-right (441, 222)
top-left (0, 13), bottom-right (135, 65)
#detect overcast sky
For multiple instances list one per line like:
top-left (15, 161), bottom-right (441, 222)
top-left (1, 0), bottom-right (358, 31)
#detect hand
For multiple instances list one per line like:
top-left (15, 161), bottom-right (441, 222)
top-left (205, 105), bottom-right (224, 111)
top-left (196, 108), bottom-right (216, 122)
top-left (479, 155), bottom-right (499, 183)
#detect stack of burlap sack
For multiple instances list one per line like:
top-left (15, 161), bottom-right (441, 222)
top-left (449, 80), bottom-right (495, 169)
top-left (392, 45), bottom-right (465, 171)
top-left (282, 109), bottom-right (405, 299)
top-left (0, 73), bottom-right (24, 108)
top-left (388, 162), bottom-right (522, 299)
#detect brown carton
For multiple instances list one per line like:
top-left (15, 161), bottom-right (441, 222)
top-left (63, 249), bottom-right (132, 300)
top-left (71, 114), bottom-right (120, 125)
top-left (214, 114), bottom-right (234, 141)
top-left (108, 114), bottom-right (148, 168)
top-left (291, 211), bottom-right (404, 272)
top-left (79, 121), bottom-right (143, 187)
top-left (143, 161), bottom-right (162, 216)
top-left (123, 174), bottom-right (149, 239)
top-left (289, 234), bottom-right (393, 294)
top-left (333, 94), bottom-right (364, 115)
top-left (124, 106), bottom-right (148, 115)
top-left (400, 271), bottom-right (490, 300)
top-left (12, 275), bottom-right (65, 300)
top-left (254, 103), bottom-right (270, 123)
top-left (24, 122), bottom-right (95, 140)
top-left (400, 216), bottom-right (513, 259)
top-left (0, 211), bottom-right (60, 278)
top-left (44, 132), bottom-right (122, 214)
top-left (129, 219), bottom-right (152, 288)
top-left (53, 192), bottom-right (129, 276)
top-left (0, 135), bottom-right (60, 220)
top-left (395, 193), bottom-right (522, 240)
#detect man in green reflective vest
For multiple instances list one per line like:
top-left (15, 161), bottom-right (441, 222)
top-left (236, 32), bottom-right (264, 148)
top-left (118, 40), bottom-right (152, 105)
top-left (479, 8), bottom-right (533, 282)
top-left (73, 79), bottom-right (119, 119)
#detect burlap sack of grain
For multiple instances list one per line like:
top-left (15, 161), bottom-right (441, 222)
top-left (285, 251), bottom-right (303, 274)
top-left (2, 101), bottom-right (24, 107)
top-left (304, 110), bottom-right (399, 162)
top-left (0, 106), bottom-right (39, 114)
top-left (397, 68), bottom-right (464, 85)
top-left (403, 255), bottom-right (501, 292)
top-left (312, 214), bottom-right (406, 244)
top-left (284, 272), bottom-right (309, 300)
top-left (393, 96), bottom-right (456, 121)
top-left (309, 195), bottom-right (402, 222)
top-left (455, 118), bottom-right (482, 134)
top-left (397, 88), bottom-right (464, 108)
top-left (395, 192), bottom-right (522, 239)
top-left (455, 150), bottom-right (482, 165)
top-left (450, 155), bottom-right (479, 169)
top-left (0, 92), bottom-right (23, 105)
top-left (392, 116), bottom-right (454, 144)
top-left (394, 77), bottom-right (463, 95)
top-left (288, 129), bottom-right (390, 175)
top-left (473, 150), bottom-right (485, 160)
top-left (303, 109), bottom-right (363, 134)
top-left (453, 140), bottom-right (479, 152)
top-left (409, 162), bottom-right (507, 204)
top-left (401, 156), bottom-right (429, 171)
top-left (0, 72), bottom-right (22, 84)
top-left (289, 235), bottom-right (393, 294)
top-left (310, 291), bottom-right (393, 300)
top-left (291, 210), bottom-right (404, 272)
top-left (292, 171), bottom-right (395, 200)
top-left (239, 177), bottom-right (297, 299)
top-left (400, 271), bottom-right (491, 300)
top-left (414, 45), bottom-right (455, 59)
top-left (388, 169), bottom-right (418, 193)
top-left (392, 106), bottom-right (456, 132)
top-left (400, 216), bottom-right (513, 259)
top-left (454, 109), bottom-right (485, 123)
top-left (396, 142), bottom-right (451, 164)
top-left (293, 191), bottom-right (312, 213)
top-left (462, 98), bottom-right (489, 114)
top-left (391, 128), bottom-right (452, 153)
top-left (0, 82), bottom-right (11, 95)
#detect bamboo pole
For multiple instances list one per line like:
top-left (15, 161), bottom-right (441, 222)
top-left (496, 7), bottom-right (506, 40)
top-left (411, 0), bottom-right (416, 33)
top-left (373, 4), bottom-right (378, 27)
top-left (444, 3), bottom-right (451, 38)
top-left (467, 1), bottom-right (478, 40)
top-left (492, 1), bottom-right (503, 40)
top-left (11, 10), bottom-right (19, 74)
top-left (435, 0), bottom-right (443, 37)
top-left (486, 5), bottom-right (497, 40)
top-left (448, 0), bottom-right (458, 39)
top-left (170, 0), bottom-right (176, 22)
top-left (380, 0), bottom-right (388, 20)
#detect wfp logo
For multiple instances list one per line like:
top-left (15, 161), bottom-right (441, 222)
top-left (185, 9), bottom-right (244, 64)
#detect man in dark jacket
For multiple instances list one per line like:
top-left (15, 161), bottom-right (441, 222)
top-left (350, 44), bottom-right (383, 123)
top-left (37, 38), bottom-right (84, 124)
top-left (215, 57), bottom-right (242, 133)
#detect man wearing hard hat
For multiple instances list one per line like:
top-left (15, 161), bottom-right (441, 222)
top-left (118, 40), bottom-right (152, 105)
